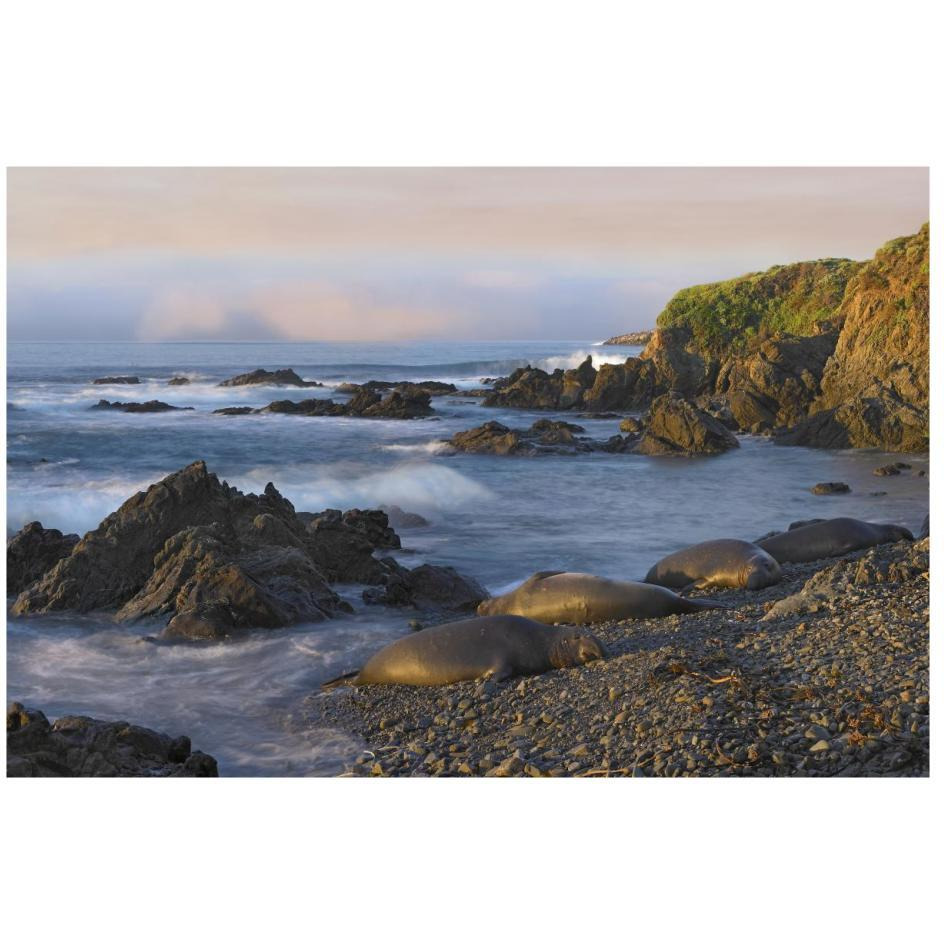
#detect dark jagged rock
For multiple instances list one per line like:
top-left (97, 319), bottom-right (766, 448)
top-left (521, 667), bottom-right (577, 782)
top-left (811, 482), bottom-right (850, 495)
top-left (379, 504), bottom-right (430, 529)
top-left (10, 462), bottom-right (385, 636)
top-left (337, 509), bottom-right (400, 549)
top-left (449, 421), bottom-right (534, 456)
top-left (91, 399), bottom-right (193, 413)
top-left (336, 380), bottom-right (457, 396)
top-left (93, 376), bottom-right (140, 385)
top-left (448, 420), bottom-right (596, 456)
top-left (218, 368), bottom-right (322, 388)
top-left (483, 356), bottom-right (598, 411)
top-left (776, 386), bottom-right (928, 452)
top-left (167, 376), bottom-right (191, 386)
top-left (213, 406), bottom-right (256, 415)
top-left (263, 388), bottom-right (432, 420)
top-left (363, 562), bottom-right (486, 613)
top-left (874, 462), bottom-right (911, 476)
top-left (7, 702), bottom-right (218, 777)
top-left (634, 393), bottom-right (739, 456)
top-left (7, 522), bottom-right (80, 595)
top-left (583, 357), bottom-right (664, 411)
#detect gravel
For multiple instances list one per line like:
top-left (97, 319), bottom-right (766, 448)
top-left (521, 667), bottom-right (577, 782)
top-left (311, 539), bottom-right (929, 777)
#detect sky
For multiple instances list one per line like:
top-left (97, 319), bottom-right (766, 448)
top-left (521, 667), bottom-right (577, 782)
top-left (6, 167), bottom-right (929, 342)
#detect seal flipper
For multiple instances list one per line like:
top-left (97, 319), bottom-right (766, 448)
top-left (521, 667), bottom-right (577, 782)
top-left (320, 670), bottom-right (360, 691)
top-left (685, 598), bottom-right (731, 612)
top-left (530, 570), bottom-right (565, 582)
top-left (480, 662), bottom-right (513, 683)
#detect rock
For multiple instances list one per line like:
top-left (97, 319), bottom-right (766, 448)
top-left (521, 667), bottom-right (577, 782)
top-left (336, 380), bottom-right (456, 397)
top-left (379, 505), bottom-right (429, 529)
top-left (874, 463), bottom-right (910, 476)
top-left (483, 357), bottom-right (598, 411)
top-left (263, 389), bottom-right (432, 420)
top-left (167, 376), bottom-right (191, 386)
top-left (213, 406), bottom-right (256, 415)
top-left (777, 385), bottom-right (928, 452)
top-left (218, 368), bottom-right (322, 388)
top-left (447, 420), bottom-right (596, 456)
top-left (92, 376), bottom-right (140, 384)
top-left (619, 417), bottom-right (643, 434)
top-left (634, 393), bottom-right (739, 456)
top-left (603, 331), bottom-right (653, 346)
top-left (816, 225), bottom-right (928, 419)
top-left (363, 562), bottom-right (486, 613)
top-left (811, 482), bottom-right (850, 495)
top-left (7, 522), bottom-right (80, 595)
top-left (583, 357), bottom-right (663, 411)
top-left (11, 461), bottom-right (402, 636)
top-left (7, 702), bottom-right (218, 777)
top-left (91, 399), bottom-right (193, 413)
top-left (917, 514), bottom-right (929, 540)
top-left (448, 421), bottom-right (530, 456)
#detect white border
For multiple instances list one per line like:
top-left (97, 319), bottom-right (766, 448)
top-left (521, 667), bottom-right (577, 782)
top-left (2, 1), bottom-right (940, 941)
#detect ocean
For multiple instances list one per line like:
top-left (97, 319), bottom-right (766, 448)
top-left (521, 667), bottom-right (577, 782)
top-left (5, 340), bottom-right (929, 774)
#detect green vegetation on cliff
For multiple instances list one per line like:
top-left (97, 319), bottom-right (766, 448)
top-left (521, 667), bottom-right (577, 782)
top-left (656, 257), bottom-right (862, 353)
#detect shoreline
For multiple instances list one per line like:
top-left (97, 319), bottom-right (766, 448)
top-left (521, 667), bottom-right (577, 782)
top-left (313, 540), bottom-right (929, 777)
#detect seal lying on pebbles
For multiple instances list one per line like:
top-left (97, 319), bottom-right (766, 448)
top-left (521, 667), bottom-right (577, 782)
top-left (476, 572), bottom-right (727, 624)
top-left (645, 539), bottom-right (781, 590)
top-left (321, 615), bottom-right (607, 688)
top-left (757, 517), bottom-right (914, 564)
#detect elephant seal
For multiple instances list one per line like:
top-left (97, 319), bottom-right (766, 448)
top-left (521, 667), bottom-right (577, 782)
top-left (757, 517), bottom-right (914, 564)
top-left (476, 571), bottom-right (727, 624)
top-left (321, 614), bottom-right (606, 688)
top-left (645, 539), bottom-right (782, 590)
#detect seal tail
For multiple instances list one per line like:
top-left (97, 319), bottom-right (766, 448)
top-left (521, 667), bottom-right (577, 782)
top-left (686, 598), bottom-right (732, 612)
top-left (320, 670), bottom-right (360, 692)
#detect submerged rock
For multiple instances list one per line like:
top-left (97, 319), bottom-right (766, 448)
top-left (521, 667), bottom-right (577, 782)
top-left (218, 368), bottom-right (322, 388)
top-left (811, 482), bottom-right (850, 495)
top-left (167, 376), bottom-right (191, 386)
top-left (634, 393), bottom-right (739, 456)
top-left (91, 399), bottom-right (193, 413)
top-left (263, 388), bottom-right (433, 420)
top-left (213, 406), bottom-right (255, 415)
top-left (336, 380), bottom-right (457, 397)
top-left (92, 376), bottom-right (140, 385)
top-left (7, 522), bottom-right (80, 595)
top-left (7, 702), bottom-right (218, 777)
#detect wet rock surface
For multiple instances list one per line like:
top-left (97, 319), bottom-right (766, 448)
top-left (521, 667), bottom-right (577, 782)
top-left (634, 393), bottom-right (739, 456)
top-left (91, 399), bottom-right (193, 413)
top-left (9, 462), bottom-right (481, 640)
top-left (7, 522), bottom-right (80, 595)
top-left (7, 702), bottom-right (218, 777)
top-left (447, 419), bottom-right (636, 456)
top-left (92, 376), bottom-right (140, 384)
top-left (263, 387), bottom-right (433, 420)
top-left (811, 482), bottom-right (850, 495)
top-left (218, 368), bottom-right (322, 387)
top-left (316, 539), bottom-right (928, 778)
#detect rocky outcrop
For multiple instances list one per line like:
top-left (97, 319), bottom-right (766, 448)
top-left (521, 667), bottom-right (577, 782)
top-left (167, 376), bottom-right (191, 386)
top-left (811, 482), bottom-right (850, 495)
top-left (93, 376), bottom-right (140, 384)
top-left (264, 388), bottom-right (433, 420)
top-left (379, 505), bottom-right (430, 529)
top-left (634, 393), bottom-right (739, 456)
top-left (213, 406), bottom-right (255, 415)
top-left (335, 380), bottom-right (457, 397)
top-left (483, 357), bottom-right (598, 411)
top-left (583, 357), bottom-right (665, 411)
top-left (603, 331), bottom-right (653, 346)
top-left (7, 522), bottom-right (80, 595)
top-left (788, 225), bottom-right (930, 451)
top-left (447, 419), bottom-right (610, 456)
top-left (7, 702), bottom-right (218, 777)
top-left (92, 400), bottom-right (193, 413)
top-left (776, 386), bottom-right (928, 452)
top-left (218, 368), bottom-right (322, 388)
top-left (10, 461), bottom-right (483, 639)
top-left (363, 563), bottom-right (486, 612)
